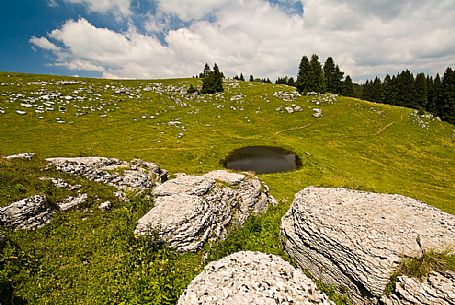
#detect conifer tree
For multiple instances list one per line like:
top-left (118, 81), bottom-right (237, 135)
top-left (333, 65), bottom-right (344, 94)
top-left (415, 72), bottom-right (427, 108)
top-left (239, 73), bottom-right (245, 81)
top-left (323, 57), bottom-right (336, 92)
top-left (342, 75), bottom-right (353, 96)
top-left (296, 56), bottom-right (310, 93)
top-left (441, 67), bottom-right (455, 124)
top-left (308, 54), bottom-right (324, 93)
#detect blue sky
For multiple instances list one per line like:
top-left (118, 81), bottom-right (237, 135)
top-left (1, 0), bottom-right (454, 82)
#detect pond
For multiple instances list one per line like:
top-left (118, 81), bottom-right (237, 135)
top-left (222, 146), bottom-right (302, 174)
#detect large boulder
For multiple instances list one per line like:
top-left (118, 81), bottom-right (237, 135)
top-left (135, 170), bottom-right (275, 252)
top-left (46, 157), bottom-right (167, 198)
top-left (280, 187), bottom-right (455, 304)
top-left (0, 195), bottom-right (52, 230)
top-left (178, 251), bottom-right (335, 305)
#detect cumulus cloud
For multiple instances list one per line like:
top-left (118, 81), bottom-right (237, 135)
top-left (30, 0), bottom-right (455, 81)
top-left (29, 36), bottom-right (60, 51)
top-left (63, 0), bottom-right (132, 18)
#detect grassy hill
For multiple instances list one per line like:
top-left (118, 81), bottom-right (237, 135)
top-left (0, 72), bottom-right (454, 304)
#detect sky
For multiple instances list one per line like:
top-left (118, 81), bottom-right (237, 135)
top-left (1, 0), bottom-right (454, 82)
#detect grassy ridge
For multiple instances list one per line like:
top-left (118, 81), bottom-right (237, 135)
top-left (0, 72), bottom-right (454, 304)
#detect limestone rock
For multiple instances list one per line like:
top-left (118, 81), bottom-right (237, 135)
top-left (135, 170), bottom-right (275, 252)
top-left (98, 201), bottom-right (112, 211)
top-left (46, 157), bottom-right (167, 194)
top-left (280, 187), bottom-right (455, 304)
top-left (178, 251), bottom-right (335, 305)
top-left (58, 193), bottom-right (88, 211)
top-left (382, 271), bottom-right (455, 305)
top-left (4, 152), bottom-right (35, 160)
top-left (0, 195), bottom-right (52, 230)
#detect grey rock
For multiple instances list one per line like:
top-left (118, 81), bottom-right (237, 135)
top-left (46, 157), bottom-right (167, 193)
top-left (98, 201), bottom-right (112, 211)
top-left (58, 193), bottom-right (88, 211)
top-left (0, 195), bottom-right (52, 230)
top-left (178, 251), bottom-right (335, 305)
top-left (382, 271), bottom-right (455, 305)
top-left (135, 170), bottom-right (275, 251)
top-left (281, 187), bottom-right (455, 304)
top-left (4, 152), bottom-right (35, 160)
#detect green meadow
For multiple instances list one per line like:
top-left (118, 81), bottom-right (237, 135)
top-left (0, 72), bottom-right (454, 304)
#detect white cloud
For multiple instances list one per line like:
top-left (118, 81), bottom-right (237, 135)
top-left (63, 0), bottom-right (132, 18)
top-left (29, 36), bottom-right (60, 51)
top-left (156, 0), bottom-right (231, 22)
top-left (30, 0), bottom-right (455, 81)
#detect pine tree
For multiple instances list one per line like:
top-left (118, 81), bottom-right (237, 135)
top-left (433, 73), bottom-right (443, 117)
top-left (213, 63), bottom-right (223, 92)
top-left (287, 77), bottom-right (295, 87)
top-left (342, 75), bottom-right (353, 96)
top-left (441, 67), bottom-right (455, 124)
top-left (426, 76), bottom-right (436, 114)
top-left (249, 75), bottom-right (254, 82)
top-left (323, 57), bottom-right (336, 93)
top-left (296, 56), bottom-right (310, 93)
top-left (415, 72), bottom-right (427, 109)
top-left (383, 74), bottom-right (393, 104)
top-left (239, 73), bottom-right (245, 81)
top-left (333, 65), bottom-right (344, 94)
top-left (201, 63), bottom-right (224, 94)
top-left (308, 54), bottom-right (324, 93)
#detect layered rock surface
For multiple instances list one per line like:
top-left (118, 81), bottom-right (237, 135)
top-left (135, 170), bottom-right (275, 251)
top-left (46, 157), bottom-right (167, 198)
top-left (0, 195), bottom-right (52, 230)
top-left (382, 271), bottom-right (455, 305)
top-left (178, 251), bottom-right (335, 305)
top-left (280, 187), bottom-right (455, 304)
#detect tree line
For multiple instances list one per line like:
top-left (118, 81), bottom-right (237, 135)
top-left (274, 54), bottom-right (354, 96)
top-left (360, 68), bottom-right (455, 124)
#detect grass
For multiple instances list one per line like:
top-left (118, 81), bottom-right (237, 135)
top-left (0, 71), bottom-right (454, 304)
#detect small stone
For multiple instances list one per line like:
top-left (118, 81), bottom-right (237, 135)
top-left (98, 201), bottom-right (112, 211)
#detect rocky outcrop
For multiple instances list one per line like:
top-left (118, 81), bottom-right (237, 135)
top-left (178, 251), bottom-right (335, 305)
top-left (0, 195), bottom-right (52, 230)
top-left (280, 187), bottom-right (455, 304)
top-left (135, 170), bottom-right (275, 251)
top-left (382, 271), bottom-right (455, 305)
top-left (46, 157), bottom-right (167, 198)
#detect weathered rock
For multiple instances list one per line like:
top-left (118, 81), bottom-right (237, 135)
top-left (46, 157), bottom-right (167, 194)
top-left (135, 170), bottom-right (275, 251)
top-left (0, 195), bottom-right (52, 230)
top-left (58, 193), bottom-right (88, 211)
top-left (382, 271), bottom-right (455, 305)
top-left (98, 201), bottom-right (112, 211)
top-left (281, 187), bottom-right (455, 304)
top-left (178, 251), bottom-right (335, 305)
top-left (4, 152), bottom-right (35, 160)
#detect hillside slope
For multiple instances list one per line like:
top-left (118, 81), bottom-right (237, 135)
top-left (0, 72), bottom-right (454, 304)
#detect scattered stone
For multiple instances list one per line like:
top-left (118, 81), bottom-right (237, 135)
top-left (273, 91), bottom-right (301, 102)
top-left (15, 110), bottom-right (26, 115)
top-left (98, 201), bottom-right (112, 212)
top-left (135, 170), bottom-right (275, 251)
top-left (312, 108), bottom-right (322, 118)
top-left (4, 152), bottom-right (35, 160)
top-left (281, 187), bottom-right (455, 304)
top-left (58, 193), bottom-right (88, 211)
top-left (178, 251), bottom-right (335, 305)
top-left (0, 195), bottom-right (52, 230)
top-left (285, 106), bottom-right (294, 114)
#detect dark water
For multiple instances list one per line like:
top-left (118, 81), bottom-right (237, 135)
top-left (222, 146), bottom-right (302, 174)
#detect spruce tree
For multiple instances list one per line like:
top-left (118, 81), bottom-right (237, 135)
top-left (296, 56), bottom-right (310, 93)
top-left (323, 57), bottom-right (336, 93)
top-left (239, 73), bottom-right (245, 81)
top-left (441, 67), bottom-right (455, 124)
top-left (426, 76), bottom-right (436, 114)
top-left (415, 72), bottom-right (427, 109)
top-left (333, 65), bottom-right (344, 94)
top-left (308, 54), bottom-right (324, 93)
top-left (342, 75), bottom-right (353, 96)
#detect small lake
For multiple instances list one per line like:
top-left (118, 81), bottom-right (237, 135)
top-left (222, 146), bottom-right (302, 174)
